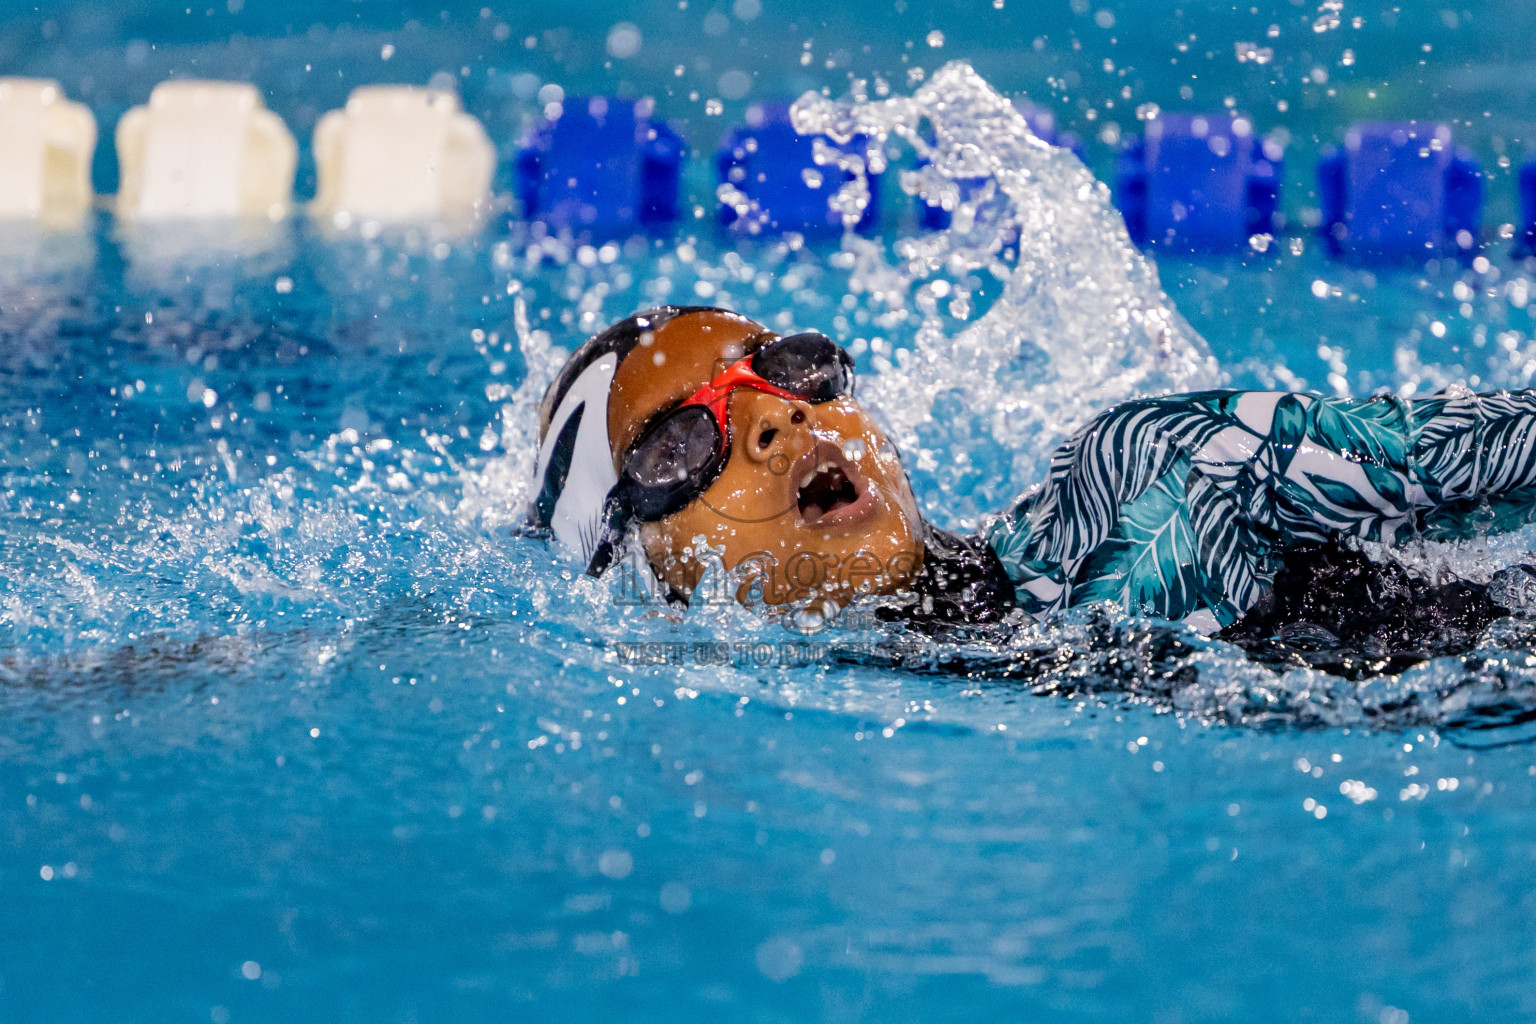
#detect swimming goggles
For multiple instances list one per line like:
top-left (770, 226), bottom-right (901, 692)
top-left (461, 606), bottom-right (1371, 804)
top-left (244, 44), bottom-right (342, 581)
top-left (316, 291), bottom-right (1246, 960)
top-left (618, 331), bottom-right (855, 522)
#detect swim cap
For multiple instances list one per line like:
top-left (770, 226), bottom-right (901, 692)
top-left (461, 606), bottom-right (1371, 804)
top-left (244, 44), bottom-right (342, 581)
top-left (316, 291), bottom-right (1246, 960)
top-left (526, 305), bottom-right (756, 578)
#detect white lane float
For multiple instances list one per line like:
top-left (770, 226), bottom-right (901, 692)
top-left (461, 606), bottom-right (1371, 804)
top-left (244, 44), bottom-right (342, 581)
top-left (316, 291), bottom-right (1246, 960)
top-left (310, 86), bottom-right (495, 232)
top-left (0, 78), bottom-right (97, 227)
top-left (115, 80), bottom-right (297, 221)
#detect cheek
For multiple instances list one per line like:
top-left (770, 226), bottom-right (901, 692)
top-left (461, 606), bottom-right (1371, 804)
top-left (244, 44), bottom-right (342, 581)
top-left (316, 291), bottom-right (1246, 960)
top-left (868, 440), bottom-right (902, 477)
top-left (852, 432), bottom-right (909, 492)
top-left (698, 458), bottom-right (802, 527)
top-left (665, 483), bottom-right (795, 555)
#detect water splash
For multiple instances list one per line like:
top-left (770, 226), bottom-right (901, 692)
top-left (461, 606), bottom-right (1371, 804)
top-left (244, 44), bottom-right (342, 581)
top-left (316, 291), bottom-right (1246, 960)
top-left (6, 62), bottom-right (1536, 740)
top-left (792, 61), bottom-right (1221, 521)
top-left (457, 286), bottom-right (566, 530)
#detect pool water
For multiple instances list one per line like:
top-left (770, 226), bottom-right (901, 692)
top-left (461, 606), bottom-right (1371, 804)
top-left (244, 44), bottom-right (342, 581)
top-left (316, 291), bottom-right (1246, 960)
top-left (6, 3), bottom-right (1536, 1023)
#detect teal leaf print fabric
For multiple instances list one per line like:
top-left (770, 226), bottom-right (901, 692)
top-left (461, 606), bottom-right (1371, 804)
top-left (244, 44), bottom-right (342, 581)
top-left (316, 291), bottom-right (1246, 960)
top-left (1072, 454), bottom-right (1205, 620)
top-left (983, 388), bottom-right (1536, 629)
top-left (1310, 396), bottom-right (1409, 469)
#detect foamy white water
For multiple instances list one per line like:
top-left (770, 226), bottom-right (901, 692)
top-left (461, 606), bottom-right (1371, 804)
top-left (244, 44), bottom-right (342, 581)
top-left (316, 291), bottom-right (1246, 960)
top-left (792, 61), bottom-right (1221, 520)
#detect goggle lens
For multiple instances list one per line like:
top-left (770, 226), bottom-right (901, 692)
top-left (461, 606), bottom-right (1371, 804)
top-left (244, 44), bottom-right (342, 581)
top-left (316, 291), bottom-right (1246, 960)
top-left (751, 332), bottom-right (854, 403)
top-left (624, 405), bottom-right (723, 520)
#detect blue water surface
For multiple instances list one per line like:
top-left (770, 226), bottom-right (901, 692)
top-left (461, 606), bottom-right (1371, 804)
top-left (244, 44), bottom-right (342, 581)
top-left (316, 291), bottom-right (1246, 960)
top-left (4, 3), bottom-right (1536, 1023)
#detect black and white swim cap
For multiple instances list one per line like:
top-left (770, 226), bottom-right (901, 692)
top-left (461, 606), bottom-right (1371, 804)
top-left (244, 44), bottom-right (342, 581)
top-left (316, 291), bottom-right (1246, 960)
top-left (525, 305), bottom-right (737, 577)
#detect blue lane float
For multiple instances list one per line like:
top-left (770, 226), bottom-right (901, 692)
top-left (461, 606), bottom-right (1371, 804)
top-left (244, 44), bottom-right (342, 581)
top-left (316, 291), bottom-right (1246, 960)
top-left (515, 96), bottom-right (686, 235)
top-left (1317, 122), bottom-right (1482, 262)
top-left (1517, 157), bottom-right (1536, 257)
top-left (1116, 113), bottom-right (1283, 252)
top-left (715, 102), bottom-right (880, 236)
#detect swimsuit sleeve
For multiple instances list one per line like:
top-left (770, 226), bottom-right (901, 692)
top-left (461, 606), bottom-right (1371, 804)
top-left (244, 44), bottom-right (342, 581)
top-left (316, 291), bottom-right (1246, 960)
top-left (986, 386), bottom-right (1536, 630)
top-left (982, 391), bottom-right (1242, 626)
top-left (1407, 389), bottom-right (1536, 539)
top-left (1270, 387), bottom-right (1536, 546)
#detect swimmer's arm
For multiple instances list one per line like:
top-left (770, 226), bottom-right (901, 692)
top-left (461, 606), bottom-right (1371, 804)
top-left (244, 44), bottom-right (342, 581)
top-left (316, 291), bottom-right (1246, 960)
top-left (1408, 389), bottom-right (1536, 539)
top-left (983, 393), bottom-right (1237, 618)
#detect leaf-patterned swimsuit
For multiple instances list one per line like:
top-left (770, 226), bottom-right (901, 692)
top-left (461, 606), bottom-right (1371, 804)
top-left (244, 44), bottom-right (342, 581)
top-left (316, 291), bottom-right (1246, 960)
top-left (983, 389), bottom-right (1536, 632)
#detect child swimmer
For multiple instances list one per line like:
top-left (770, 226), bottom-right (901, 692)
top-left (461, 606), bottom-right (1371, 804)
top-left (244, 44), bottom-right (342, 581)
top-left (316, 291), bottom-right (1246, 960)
top-left (526, 306), bottom-right (1536, 665)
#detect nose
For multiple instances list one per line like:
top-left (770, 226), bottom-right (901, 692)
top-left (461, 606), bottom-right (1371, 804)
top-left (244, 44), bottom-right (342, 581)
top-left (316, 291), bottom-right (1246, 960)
top-left (739, 394), bottom-right (811, 466)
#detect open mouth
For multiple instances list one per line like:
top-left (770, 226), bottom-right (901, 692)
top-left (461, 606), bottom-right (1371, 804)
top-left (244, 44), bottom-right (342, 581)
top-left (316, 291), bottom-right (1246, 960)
top-left (798, 463), bottom-right (859, 519)
top-left (794, 442), bottom-right (875, 527)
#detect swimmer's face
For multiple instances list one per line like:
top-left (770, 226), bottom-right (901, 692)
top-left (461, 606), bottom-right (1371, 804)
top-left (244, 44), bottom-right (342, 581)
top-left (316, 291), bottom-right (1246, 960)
top-left (609, 310), bottom-right (923, 607)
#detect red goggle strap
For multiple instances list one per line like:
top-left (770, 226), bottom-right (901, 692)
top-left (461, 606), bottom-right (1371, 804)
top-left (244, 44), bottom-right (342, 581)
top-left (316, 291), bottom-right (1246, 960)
top-left (678, 355), bottom-right (806, 455)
